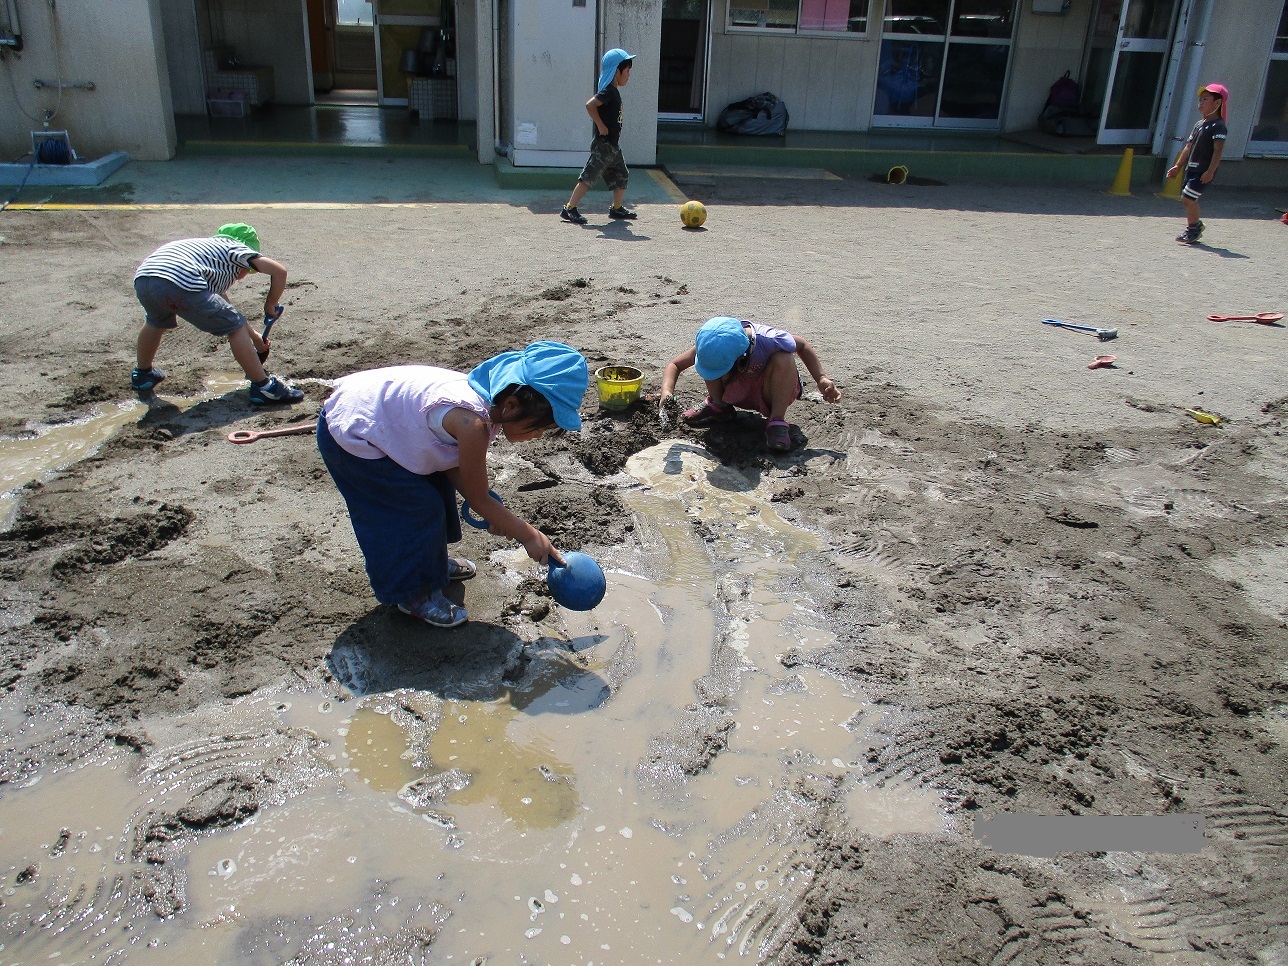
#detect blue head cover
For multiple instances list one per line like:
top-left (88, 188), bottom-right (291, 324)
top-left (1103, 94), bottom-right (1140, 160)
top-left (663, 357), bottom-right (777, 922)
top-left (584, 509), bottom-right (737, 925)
top-left (597, 48), bottom-right (635, 93)
top-left (468, 341), bottom-right (589, 431)
top-left (694, 317), bottom-right (751, 381)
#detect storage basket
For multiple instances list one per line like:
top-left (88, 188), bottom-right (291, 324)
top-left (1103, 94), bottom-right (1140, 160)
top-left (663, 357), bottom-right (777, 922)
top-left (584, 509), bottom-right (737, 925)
top-left (207, 98), bottom-right (250, 118)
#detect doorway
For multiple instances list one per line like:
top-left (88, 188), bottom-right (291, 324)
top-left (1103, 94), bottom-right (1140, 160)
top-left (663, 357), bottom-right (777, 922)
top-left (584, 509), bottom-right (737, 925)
top-left (373, 0), bottom-right (445, 107)
top-left (872, 0), bottom-right (1018, 129)
top-left (658, 0), bottom-right (710, 120)
top-left (323, 0), bottom-right (378, 103)
top-left (1082, 0), bottom-right (1180, 145)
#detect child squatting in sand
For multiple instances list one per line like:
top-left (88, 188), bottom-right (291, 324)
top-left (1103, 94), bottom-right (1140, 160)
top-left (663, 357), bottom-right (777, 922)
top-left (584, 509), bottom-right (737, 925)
top-left (659, 316), bottom-right (841, 452)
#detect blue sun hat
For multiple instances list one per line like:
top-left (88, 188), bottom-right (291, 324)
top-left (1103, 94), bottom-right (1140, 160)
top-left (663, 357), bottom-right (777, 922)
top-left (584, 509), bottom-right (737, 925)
top-left (468, 341), bottom-right (589, 431)
top-left (597, 48), bottom-right (635, 92)
top-left (694, 317), bottom-right (751, 381)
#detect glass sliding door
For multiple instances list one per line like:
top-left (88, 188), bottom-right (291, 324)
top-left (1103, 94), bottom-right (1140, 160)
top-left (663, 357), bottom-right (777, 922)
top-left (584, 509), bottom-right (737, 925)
top-left (1082, 0), bottom-right (1179, 145)
top-left (873, 0), bottom-right (1016, 130)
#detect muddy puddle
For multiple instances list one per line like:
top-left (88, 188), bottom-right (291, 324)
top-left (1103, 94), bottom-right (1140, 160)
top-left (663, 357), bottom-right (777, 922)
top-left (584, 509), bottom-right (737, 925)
top-left (0, 439), bottom-right (949, 963)
top-left (0, 373), bottom-right (270, 528)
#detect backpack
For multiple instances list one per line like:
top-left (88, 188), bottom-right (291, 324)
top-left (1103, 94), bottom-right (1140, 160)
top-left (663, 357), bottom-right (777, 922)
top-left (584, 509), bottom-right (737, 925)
top-left (881, 45), bottom-right (922, 110)
top-left (1046, 71), bottom-right (1081, 111)
top-left (716, 92), bottom-right (790, 136)
top-left (1038, 70), bottom-right (1094, 136)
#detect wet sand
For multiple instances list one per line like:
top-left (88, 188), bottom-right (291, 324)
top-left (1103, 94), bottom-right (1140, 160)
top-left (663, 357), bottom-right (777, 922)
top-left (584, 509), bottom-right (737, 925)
top-left (0, 171), bottom-right (1285, 962)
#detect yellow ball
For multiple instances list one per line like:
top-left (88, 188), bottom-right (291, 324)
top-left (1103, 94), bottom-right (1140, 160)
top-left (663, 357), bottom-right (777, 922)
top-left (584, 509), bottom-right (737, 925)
top-left (680, 200), bottom-right (707, 229)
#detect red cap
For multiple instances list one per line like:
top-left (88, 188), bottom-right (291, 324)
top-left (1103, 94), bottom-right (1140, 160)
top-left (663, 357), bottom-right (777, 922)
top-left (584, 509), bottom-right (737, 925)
top-left (1200, 83), bottom-right (1229, 120)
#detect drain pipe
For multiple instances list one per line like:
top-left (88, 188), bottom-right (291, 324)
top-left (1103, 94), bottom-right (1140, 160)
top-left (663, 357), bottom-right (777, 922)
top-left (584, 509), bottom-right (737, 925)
top-left (1160, 0), bottom-right (1215, 161)
top-left (492, 0), bottom-right (507, 157)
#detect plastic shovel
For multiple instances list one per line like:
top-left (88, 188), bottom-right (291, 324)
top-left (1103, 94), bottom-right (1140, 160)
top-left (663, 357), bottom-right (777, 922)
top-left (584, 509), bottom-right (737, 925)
top-left (258, 305), bottom-right (283, 363)
top-left (1206, 312), bottom-right (1283, 324)
top-left (227, 420), bottom-right (316, 444)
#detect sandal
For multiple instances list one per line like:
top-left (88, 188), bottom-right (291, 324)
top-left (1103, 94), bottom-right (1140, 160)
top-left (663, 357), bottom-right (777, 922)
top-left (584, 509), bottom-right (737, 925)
top-left (448, 557), bottom-right (476, 581)
top-left (765, 419), bottom-right (792, 452)
top-left (682, 398), bottom-right (734, 427)
top-left (398, 590), bottom-right (468, 628)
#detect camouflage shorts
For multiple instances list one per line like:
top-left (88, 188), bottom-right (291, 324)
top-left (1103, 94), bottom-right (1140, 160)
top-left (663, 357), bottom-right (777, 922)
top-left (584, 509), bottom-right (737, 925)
top-left (577, 137), bottom-right (629, 191)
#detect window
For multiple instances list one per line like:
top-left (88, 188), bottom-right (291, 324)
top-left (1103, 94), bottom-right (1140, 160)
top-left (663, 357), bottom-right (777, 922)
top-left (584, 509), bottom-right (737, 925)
top-left (1249, 0), bottom-right (1288, 153)
top-left (337, 0), bottom-right (372, 26)
top-left (728, 0), bottom-right (870, 35)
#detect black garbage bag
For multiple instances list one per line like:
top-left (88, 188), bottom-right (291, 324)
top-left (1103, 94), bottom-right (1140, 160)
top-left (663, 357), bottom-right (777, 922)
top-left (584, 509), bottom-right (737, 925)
top-left (716, 92), bottom-right (789, 136)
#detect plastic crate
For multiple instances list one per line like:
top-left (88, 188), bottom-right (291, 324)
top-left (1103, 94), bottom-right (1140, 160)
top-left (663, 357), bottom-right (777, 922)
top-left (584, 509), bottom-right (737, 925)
top-left (207, 98), bottom-right (250, 118)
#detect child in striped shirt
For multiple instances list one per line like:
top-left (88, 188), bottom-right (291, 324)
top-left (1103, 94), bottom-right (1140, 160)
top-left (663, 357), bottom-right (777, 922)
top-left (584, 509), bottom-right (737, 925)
top-left (131, 222), bottom-right (304, 404)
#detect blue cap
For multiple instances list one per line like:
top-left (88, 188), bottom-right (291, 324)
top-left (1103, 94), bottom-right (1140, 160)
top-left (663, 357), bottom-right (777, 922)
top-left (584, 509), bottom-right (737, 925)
top-left (468, 341), bottom-right (589, 431)
top-left (597, 48), bottom-right (635, 92)
top-left (694, 317), bottom-right (750, 381)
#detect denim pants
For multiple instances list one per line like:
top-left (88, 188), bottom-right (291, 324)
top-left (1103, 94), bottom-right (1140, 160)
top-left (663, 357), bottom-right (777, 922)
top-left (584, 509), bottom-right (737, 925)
top-left (316, 412), bottom-right (461, 607)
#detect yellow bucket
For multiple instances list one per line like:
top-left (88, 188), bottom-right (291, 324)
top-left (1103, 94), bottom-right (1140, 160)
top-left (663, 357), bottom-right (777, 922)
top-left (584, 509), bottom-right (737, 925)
top-left (595, 365), bottom-right (644, 411)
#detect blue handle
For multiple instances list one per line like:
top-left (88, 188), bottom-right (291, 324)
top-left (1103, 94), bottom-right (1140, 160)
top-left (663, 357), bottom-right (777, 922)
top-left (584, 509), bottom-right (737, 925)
top-left (263, 305), bottom-right (283, 340)
top-left (1041, 318), bottom-right (1095, 333)
top-left (461, 489), bottom-right (503, 529)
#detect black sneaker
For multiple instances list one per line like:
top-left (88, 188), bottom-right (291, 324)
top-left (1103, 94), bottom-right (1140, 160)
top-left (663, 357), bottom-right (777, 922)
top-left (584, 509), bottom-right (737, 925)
top-left (608, 205), bottom-right (637, 220)
top-left (130, 367), bottom-right (166, 391)
top-left (560, 205), bottom-right (588, 225)
top-left (248, 375), bottom-right (304, 405)
top-left (1176, 221), bottom-right (1203, 244)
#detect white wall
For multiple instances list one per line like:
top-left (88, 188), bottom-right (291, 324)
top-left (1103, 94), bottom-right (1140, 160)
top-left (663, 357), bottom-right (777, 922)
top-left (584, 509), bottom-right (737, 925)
top-left (472, 0), bottom-right (496, 161)
top-left (708, 27), bottom-right (879, 131)
top-left (1189, 0), bottom-right (1282, 158)
top-left (161, 0), bottom-right (206, 115)
top-left (601, 0), bottom-right (662, 165)
top-left (0, 0), bottom-right (176, 161)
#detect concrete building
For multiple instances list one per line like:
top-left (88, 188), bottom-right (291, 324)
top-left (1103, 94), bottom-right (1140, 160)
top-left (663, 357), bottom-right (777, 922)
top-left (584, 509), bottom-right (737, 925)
top-left (1, 0), bottom-right (1284, 183)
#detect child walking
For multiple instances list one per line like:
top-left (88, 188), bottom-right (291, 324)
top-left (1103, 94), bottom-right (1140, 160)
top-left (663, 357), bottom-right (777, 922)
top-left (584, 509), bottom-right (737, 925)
top-left (131, 223), bottom-right (304, 404)
top-left (659, 316), bottom-right (841, 453)
top-left (560, 48), bottom-right (636, 225)
top-left (1167, 83), bottom-right (1228, 245)
top-left (317, 342), bottom-right (589, 628)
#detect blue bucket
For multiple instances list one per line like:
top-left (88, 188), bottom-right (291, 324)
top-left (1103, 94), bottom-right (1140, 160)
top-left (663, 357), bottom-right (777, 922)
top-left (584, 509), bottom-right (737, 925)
top-left (547, 552), bottom-right (606, 611)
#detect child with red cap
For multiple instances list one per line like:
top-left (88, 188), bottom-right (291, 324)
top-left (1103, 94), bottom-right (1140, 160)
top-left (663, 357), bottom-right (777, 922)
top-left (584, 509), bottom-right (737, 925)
top-left (658, 317), bottom-right (841, 453)
top-left (1167, 83), bottom-right (1228, 245)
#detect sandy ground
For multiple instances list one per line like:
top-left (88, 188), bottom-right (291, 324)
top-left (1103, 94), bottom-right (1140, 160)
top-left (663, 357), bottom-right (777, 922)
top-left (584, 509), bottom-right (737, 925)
top-left (0, 164), bottom-right (1286, 962)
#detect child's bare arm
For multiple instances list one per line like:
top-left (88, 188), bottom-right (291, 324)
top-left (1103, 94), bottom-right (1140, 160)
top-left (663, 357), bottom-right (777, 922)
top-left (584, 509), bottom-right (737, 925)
top-left (585, 96), bottom-right (608, 137)
top-left (1168, 137), bottom-right (1195, 177)
top-left (658, 348), bottom-right (697, 407)
top-left (249, 255), bottom-right (287, 320)
top-left (793, 337), bottom-right (841, 403)
top-left (447, 411), bottom-right (562, 565)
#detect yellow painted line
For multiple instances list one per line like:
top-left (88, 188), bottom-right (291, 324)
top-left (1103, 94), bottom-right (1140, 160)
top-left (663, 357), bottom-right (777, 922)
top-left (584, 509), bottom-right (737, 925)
top-left (3, 201), bottom-right (446, 211)
top-left (668, 165), bottom-right (841, 181)
top-left (646, 167), bottom-right (689, 204)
